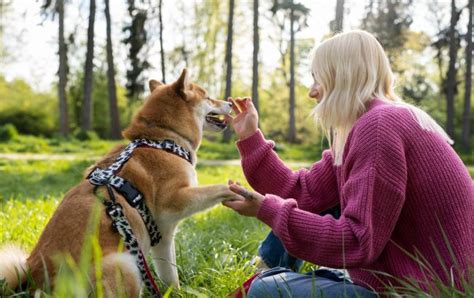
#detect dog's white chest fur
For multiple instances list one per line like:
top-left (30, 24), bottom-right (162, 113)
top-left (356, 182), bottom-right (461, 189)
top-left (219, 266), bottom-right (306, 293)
top-left (188, 169), bottom-right (198, 187)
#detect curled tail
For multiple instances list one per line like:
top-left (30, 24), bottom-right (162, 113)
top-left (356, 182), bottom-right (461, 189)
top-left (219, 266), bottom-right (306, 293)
top-left (0, 245), bottom-right (28, 292)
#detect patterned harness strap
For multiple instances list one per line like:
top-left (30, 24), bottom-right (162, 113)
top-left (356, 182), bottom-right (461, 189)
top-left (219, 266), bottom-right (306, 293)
top-left (87, 139), bottom-right (193, 297)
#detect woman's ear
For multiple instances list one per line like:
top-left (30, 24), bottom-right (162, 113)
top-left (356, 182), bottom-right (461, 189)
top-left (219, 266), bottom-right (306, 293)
top-left (172, 68), bottom-right (189, 99)
top-left (149, 79), bottom-right (163, 92)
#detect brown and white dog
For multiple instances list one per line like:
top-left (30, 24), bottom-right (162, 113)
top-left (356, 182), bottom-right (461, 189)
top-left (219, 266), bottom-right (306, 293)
top-left (0, 69), bottom-right (236, 296)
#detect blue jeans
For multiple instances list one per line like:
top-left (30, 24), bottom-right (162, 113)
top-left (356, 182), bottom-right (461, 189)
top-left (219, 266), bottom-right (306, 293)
top-left (249, 205), bottom-right (378, 298)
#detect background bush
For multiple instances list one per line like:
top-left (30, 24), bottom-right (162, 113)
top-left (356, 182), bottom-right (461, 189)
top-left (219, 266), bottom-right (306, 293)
top-left (0, 108), bottom-right (56, 137)
top-left (0, 123), bottom-right (18, 142)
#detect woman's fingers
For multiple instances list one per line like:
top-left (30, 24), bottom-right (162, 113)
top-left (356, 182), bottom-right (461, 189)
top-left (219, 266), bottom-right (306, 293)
top-left (229, 183), bottom-right (258, 201)
top-left (224, 114), bottom-right (234, 123)
top-left (222, 199), bottom-right (243, 209)
top-left (244, 97), bottom-right (256, 112)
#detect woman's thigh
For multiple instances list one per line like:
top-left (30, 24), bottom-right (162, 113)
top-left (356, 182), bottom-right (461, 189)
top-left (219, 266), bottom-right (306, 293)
top-left (247, 267), bottom-right (378, 298)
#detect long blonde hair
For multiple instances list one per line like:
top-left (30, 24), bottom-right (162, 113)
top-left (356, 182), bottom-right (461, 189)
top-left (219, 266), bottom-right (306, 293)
top-left (311, 30), bottom-right (453, 165)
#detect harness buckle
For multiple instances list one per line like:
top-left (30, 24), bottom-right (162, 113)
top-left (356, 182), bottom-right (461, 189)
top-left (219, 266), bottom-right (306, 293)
top-left (110, 178), bottom-right (143, 207)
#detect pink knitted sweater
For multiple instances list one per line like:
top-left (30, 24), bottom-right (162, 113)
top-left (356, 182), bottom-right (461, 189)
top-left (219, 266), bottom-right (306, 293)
top-left (236, 99), bottom-right (473, 293)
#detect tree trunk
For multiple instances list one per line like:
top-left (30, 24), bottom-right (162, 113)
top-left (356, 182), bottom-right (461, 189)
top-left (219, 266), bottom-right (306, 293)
top-left (446, 0), bottom-right (457, 140)
top-left (81, 0), bottom-right (95, 131)
top-left (287, 4), bottom-right (296, 143)
top-left (57, 0), bottom-right (69, 136)
top-left (252, 0), bottom-right (260, 114)
top-left (159, 0), bottom-right (166, 83)
top-left (362, 0), bottom-right (374, 28)
top-left (223, 0), bottom-right (234, 142)
top-left (105, 0), bottom-right (120, 139)
top-left (461, 0), bottom-right (472, 151)
top-left (332, 0), bottom-right (344, 32)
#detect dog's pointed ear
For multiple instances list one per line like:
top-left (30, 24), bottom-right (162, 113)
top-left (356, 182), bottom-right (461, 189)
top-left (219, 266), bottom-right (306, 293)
top-left (149, 79), bottom-right (163, 92)
top-left (172, 68), bottom-right (189, 99)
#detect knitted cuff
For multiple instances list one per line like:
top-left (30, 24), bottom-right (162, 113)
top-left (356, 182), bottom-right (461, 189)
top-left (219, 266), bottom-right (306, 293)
top-left (256, 195), bottom-right (286, 228)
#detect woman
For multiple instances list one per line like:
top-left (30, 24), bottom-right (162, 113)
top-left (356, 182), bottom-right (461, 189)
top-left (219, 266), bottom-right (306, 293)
top-left (223, 30), bottom-right (473, 297)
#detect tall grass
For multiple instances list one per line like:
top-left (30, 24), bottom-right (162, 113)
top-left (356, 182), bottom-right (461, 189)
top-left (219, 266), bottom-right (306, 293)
top-left (1, 148), bottom-right (473, 296)
top-left (0, 159), bottom-right (268, 297)
top-left (0, 199), bottom-right (268, 297)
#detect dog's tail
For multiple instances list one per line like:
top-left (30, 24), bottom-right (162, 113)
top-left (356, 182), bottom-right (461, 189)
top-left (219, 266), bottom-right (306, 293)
top-left (0, 245), bottom-right (28, 291)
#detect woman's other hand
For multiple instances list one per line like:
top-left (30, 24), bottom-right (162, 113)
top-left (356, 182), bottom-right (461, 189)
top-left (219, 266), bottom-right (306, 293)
top-left (225, 97), bottom-right (259, 140)
top-left (222, 180), bottom-right (264, 217)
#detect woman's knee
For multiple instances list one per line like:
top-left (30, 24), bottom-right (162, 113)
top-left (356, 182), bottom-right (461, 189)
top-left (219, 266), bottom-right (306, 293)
top-left (247, 269), bottom-right (295, 298)
top-left (247, 268), bottom-right (379, 298)
top-left (247, 274), bottom-right (281, 298)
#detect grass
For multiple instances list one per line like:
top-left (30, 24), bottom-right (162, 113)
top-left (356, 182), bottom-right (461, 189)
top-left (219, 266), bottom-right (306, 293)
top-left (0, 196), bottom-right (268, 297)
top-left (0, 134), bottom-right (325, 162)
top-left (0, 135), bottom-right (125, 156)
top-left (0, 158), bottom-right (269, 297)
top-left (0, 136), bottom-right (473, 297)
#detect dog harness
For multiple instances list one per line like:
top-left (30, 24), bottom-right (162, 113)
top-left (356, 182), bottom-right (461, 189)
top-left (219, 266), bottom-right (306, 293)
top-left (87, 139), bottom-right (193, 297)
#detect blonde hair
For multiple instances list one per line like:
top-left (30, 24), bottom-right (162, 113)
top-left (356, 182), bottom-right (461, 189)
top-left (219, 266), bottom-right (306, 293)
top-left (311, 30), bottom-right (453, 165)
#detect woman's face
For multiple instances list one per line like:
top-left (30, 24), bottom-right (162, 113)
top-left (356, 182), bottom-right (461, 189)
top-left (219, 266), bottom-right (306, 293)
top-left (309, 72), bottom-right (323, 102)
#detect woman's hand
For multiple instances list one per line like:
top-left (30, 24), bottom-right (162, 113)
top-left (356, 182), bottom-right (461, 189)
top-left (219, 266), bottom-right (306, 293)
top-left (226, 97), bottom-right (259, 140)
top-left (222, 180), bottom-right (265, 217)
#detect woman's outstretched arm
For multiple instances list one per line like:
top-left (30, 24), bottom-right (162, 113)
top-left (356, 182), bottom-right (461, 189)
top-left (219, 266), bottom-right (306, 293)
top-left (237, 130), bottom-right (339, 213)
top-left (228, 97), bottom-right (339, 213)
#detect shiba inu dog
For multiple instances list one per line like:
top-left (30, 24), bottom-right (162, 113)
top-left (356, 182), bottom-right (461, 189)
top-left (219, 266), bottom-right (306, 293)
top-left (0, 69), bottom-right (236, 297)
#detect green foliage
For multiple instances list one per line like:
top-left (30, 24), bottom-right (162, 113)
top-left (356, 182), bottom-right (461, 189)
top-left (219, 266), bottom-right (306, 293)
top-left (361, 0), bottom-right (413, 68)
top-left (123, 0), bottom-right (150, 100)
top-left (73, 129), bottom-right (99, 141)
top-left (257, 69), bottom-right (322, 144)
top-left (0, 76), bottom-right (57, 137)
top-left (468, 166), bottom-right (474, 177)
top-left (199, 137), bottom-right (240, 160)
top-left (67, 63), bottom-right (131, 138)
top-left (270, 0), bottom-right (311, 16)
top-left (0, 108), bottom-right (56, 137)
top-left (0, 123), bottom-right (18, 142)
top-left (186, 0), bottom-right (226, 96)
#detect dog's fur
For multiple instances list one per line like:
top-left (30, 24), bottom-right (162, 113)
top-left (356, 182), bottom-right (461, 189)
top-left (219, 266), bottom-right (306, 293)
top-left (0, 69), bottom-right (236, 297)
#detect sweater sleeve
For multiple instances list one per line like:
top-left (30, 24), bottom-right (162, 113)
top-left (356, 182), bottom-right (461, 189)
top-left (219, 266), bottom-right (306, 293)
top-left (256, 114), bottom-right (408, 268)
top-left (236, 130), bottom-right (339, 213)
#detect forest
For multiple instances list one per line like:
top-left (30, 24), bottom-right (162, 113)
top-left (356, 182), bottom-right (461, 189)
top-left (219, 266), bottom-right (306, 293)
top-left (0, 0), bottom-right (473, 297)
top-left (0, 0), bottom-right (472, 155)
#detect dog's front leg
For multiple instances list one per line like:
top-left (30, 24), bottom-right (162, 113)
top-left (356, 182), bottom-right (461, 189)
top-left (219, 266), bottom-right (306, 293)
top-left (151, 225), bottom-right (179, 289)
top-left (174, 184), bottom-right (234, 218)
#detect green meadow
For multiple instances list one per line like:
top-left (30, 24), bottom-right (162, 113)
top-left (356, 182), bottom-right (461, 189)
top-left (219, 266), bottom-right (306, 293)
top-left (1, 137), bottom-right (473, 297)
top-left (0, 137), bottom-right (321, 297)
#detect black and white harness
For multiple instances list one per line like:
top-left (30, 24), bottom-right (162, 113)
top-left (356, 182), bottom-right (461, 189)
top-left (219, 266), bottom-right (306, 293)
top-left (87, 139), bottom-right (192, 297)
